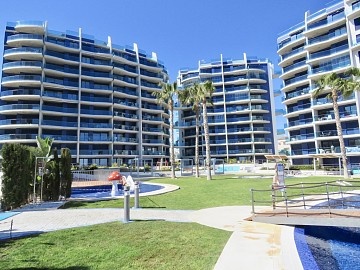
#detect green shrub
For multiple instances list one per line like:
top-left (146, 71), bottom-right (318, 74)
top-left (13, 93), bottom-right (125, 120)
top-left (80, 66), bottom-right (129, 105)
top-left (1, 143), bottom-right (33, 210)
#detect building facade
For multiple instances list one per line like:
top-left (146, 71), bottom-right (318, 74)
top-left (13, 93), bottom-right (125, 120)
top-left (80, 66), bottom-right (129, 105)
top-left (0, 21), bottom-right (170, 167)
top-left (177, 54), bottom-right (276, 164)
top-left (277, 0), bottom-right (360, 167)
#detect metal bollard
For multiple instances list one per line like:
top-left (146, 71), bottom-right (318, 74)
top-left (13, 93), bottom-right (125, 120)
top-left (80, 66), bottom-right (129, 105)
top-left (123, 185), bottom-right (130, 223)
top-left (134, 181), bottom-right (140, 209)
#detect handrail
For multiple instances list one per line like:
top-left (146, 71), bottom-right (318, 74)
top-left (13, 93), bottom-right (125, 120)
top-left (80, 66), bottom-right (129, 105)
top-left (251, 181), bottom-right (360, 217)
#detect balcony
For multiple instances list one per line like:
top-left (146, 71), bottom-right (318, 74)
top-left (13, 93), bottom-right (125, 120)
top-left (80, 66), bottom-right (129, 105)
top-left (0, 134), bottom-right (37, 141)
top-left (283, 73), bottom-right (309, 87)
top-left (308, 43), bottom-right (349, 63)
top-left (3, 47), bottom-right (43, 60)
top-left (305, 10), bottom-right (345, 37)
top-left (289, 133), bottom-right (315, 141)
top-left (306, 26), bottom-right (347, 51)
top-left (2, 61), bottom-right (42, 74)
top-left (0, 119), bottom-right (39, 126)
top-left (42, 120), bottom-right (77, 128)
top-left (14, 21), bottom-right (45, 34)
top-left (288, 117), bottom-right (313, 128)
top-left (7, 34), bottom-right (43, 46)
top-left (2, 75), bottom-right (41, 87)
top-left (42, 105), bottom-right (77, 114)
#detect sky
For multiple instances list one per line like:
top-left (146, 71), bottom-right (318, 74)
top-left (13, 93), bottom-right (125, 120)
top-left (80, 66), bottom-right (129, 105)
top-left (0, 0), bottom-right (335, 130)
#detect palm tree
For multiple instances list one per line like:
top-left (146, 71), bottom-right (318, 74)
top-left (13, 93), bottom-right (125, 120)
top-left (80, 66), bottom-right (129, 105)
top-left (178, 83), bottom-right (201, 177)
top-left (199, 80), bottom-right (215, 180)
top-left (313, 68), bottom-right (360, 178)
top-left (153, 82), bottom-right (177, 179)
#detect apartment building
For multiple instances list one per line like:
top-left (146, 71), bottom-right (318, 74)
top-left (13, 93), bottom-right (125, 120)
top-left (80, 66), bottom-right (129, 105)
top-left (277, 0), bottom-right (360, 167)
top-left (177, 54), bottom-right (276, 164)
top-left (0, 21), bottom-right (169, 167)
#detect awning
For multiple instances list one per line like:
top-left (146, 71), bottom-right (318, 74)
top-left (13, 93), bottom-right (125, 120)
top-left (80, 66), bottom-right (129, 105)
top-left (264, 154), bottom-right (288, 160)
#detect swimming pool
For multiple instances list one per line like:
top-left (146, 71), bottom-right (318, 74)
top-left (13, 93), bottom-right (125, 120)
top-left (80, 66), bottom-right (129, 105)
top-left (71, 182), bottom-right (165, 199)
top-left (295, 195), bottom-right (360, 269)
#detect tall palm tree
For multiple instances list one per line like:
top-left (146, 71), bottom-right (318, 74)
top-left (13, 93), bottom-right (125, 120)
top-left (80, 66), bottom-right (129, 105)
top-left (178, 83), bottom-right (201, 177)
top-left (153, 82), bottom-right (177, 179)
top-left (313, 68), bottom-right (360, 179)
top-left (199, 80), bottom-right (215, 180)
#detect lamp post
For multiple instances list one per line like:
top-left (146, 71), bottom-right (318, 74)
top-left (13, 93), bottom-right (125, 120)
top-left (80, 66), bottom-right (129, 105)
top-left (33, 156), bottom-right (46, 204)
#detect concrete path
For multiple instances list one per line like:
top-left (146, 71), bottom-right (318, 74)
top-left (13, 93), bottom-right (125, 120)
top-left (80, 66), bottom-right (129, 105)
top-left (0, 204), bottom-right (303, 270)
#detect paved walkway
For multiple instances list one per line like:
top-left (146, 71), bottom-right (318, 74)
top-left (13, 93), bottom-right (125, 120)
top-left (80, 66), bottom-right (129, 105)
top-left (0, 203), bottom-right (303, 270)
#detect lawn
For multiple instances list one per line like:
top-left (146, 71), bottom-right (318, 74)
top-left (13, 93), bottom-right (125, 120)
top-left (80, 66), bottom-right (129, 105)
top-left (0, 221), bottom-right (230, 270)
top-left (62, 174), bottom-right (351, 210)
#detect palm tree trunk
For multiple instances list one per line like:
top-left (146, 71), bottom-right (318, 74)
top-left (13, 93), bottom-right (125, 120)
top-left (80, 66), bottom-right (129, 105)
top-left (333, 93), bottom-right (349, 178)
top-left (202, 101), bottom-right (212, 180)
top-left (169, 103), bottom-right (176, 179)
top-left (195, 108), bottom-right (200, 178)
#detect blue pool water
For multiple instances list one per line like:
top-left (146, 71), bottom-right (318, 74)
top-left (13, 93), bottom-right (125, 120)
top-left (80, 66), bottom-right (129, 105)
top-left (71, 182), bottom-right (164, 198)
top-left (295, 196), bottom-right (360, 270)
top-left (0, 212), bottom-right (19, 221)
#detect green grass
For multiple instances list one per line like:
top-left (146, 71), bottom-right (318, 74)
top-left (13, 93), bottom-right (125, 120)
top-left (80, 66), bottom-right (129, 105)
top-left (0, 221), bottom-right (230, 270)
top-left (3, 174), bottom-right (358, 270)
top-left (63, 174), bottom-right (353, 210)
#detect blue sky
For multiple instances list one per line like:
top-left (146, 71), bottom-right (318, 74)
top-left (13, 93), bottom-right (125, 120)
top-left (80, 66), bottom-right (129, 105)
top-left (0, 0), bottom-right (333, 80)
top-left (0, 0), bottom-right (334, 131)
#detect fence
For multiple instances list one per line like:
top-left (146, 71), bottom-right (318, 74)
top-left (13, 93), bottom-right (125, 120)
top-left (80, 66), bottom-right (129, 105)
top-left (250, 180), bottom-right (360, 217)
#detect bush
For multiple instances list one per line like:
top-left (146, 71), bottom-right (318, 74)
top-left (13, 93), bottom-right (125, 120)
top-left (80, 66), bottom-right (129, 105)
top-left (289, 165), bottom-right (319, 170)
top-left (1, 143), bottom-right (33, 210)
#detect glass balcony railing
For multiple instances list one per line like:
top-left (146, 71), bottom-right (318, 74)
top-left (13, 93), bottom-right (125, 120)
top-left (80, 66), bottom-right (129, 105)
top-left (79, 150), bottom-right (112, 155)
top-left (285, 87), bottom-right (310, 99)
top-left (80, 109), bottom-right (112, 116)
top-left (1, 89), bottom-right (41, 96)
top-left (290, 148), bottom-right (317, 155)
top-left (4, 47), bottom-right (42, 56)
top-left (226, 117), bottom-right (251, 123)
top-left (353, 1), bottom-right (360, 12)
top-left (81, 96), bottom-right (112, 103)
top-left (15, 20), bottom-right (44, 27)
top-left (42, 105), bottom-right (77, 114)
top-left (283, 60), bottom-right (307, 73)
top-left (278, 33), bottom-right (304, 50)
top-left (281, 46), bottom-right (305, 61)
top-left (228, 138), bottom-right (252, 143)
top-left (310, 57), bottom-right (350, 74)
top-left (309, 44), bottom-right (348, 60)
top-left (42, 120), bottom-right (77, 127)
top-left (0, 134), bottom-right (37, 140)
top-left (114, 87), bottom-right (137, 96)
top-left (44, 63), bottom-right (79, 74)
top-left (43, 91), bottom-right (78, 100)
top-left (82, 70), bottom-right (111, 78)
top-left (0, 119), bottom-right (39, 125)
top-left (113, 137), bottom-right (137, 143)
top-left (2, 75), bottom-right (41, 83)
top-left (288, 117), bottom-right (313, 127)
top-left (0, 104), bottom-right (39, 110)
top-left (3, 61), bottom-right (42, 69)
top-left (307, 10), bottom-right (345, 31)
top-left (44, 77), bottom-right (78, 87)
top-left (289, 133), bottom-right (315, 141)
top-left (287, 103), bottom-right (311, 113)
top-left (7, 34), bottom-right (43, 42)
top-left (308, 26), bottom-right (347, 45)
top-left (43, 135), bottom-right (78, 141)
top-left (284, 74), bottom-right (308, 86)
top-left (80, 122), bottom-right (112, 129)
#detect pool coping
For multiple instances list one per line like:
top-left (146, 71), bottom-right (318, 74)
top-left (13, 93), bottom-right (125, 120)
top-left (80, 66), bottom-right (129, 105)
top-left (68, 182), bottom-right (180, 201)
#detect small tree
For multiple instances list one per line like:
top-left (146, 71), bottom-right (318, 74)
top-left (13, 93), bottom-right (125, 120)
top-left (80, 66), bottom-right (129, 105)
top-left (60, 148), bottom-right (72, 198)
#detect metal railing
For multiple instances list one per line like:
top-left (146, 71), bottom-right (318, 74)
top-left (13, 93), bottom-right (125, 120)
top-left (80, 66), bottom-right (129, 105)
top-left (251, 180), bottom-right (360, 217)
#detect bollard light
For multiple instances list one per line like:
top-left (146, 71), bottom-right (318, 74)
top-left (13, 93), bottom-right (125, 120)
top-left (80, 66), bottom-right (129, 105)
top-left (123, 185), bottom-right (130, 223)
top-left (134, 181), bottom-right (140, 209)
